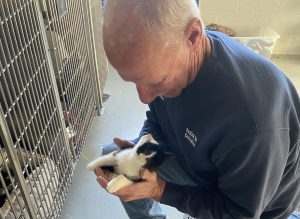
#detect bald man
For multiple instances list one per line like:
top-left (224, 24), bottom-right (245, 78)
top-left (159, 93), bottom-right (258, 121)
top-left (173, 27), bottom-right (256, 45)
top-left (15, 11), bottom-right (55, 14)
top-left (93, 0), bottom-right (300, 219)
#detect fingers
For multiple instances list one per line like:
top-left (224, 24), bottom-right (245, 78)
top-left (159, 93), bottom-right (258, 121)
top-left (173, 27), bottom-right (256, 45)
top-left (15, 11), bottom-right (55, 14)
top-left (113, 137), bottom-right (135, 149)
top-left (97, 176), bottom-right (108, 188)
top-left (113, 176), bottom-right (163, 202)
top-left (94, 166), bottom-right (103, 176)
top-left (113, 183), bottom-right (143, 201)
top-left (139, 168), bottom-right (155, 179)
top-left (94, 167), bottom-right (109, 190)
top-left (94, 167), bottom-right (110, 181)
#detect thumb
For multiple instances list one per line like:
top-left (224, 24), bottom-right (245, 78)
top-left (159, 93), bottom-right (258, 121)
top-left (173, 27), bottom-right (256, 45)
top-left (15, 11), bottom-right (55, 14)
top-left (113, 137), bottom-right (135, 149)
top-left (139, 168), bottom-right (154, 179)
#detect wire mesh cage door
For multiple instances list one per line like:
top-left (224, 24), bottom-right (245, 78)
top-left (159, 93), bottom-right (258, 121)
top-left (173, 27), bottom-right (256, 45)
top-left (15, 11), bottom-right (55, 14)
top-left (0, 0), bottom-right (74, 218)
top-left (84, 0), bottom-right (109, 114)
top-left (39, 0), bottom-right (98, 159)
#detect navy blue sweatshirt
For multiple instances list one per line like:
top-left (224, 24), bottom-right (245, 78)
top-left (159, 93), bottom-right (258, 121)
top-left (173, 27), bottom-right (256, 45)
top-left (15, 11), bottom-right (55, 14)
top-left (139, 31), bottom-right (300, 219)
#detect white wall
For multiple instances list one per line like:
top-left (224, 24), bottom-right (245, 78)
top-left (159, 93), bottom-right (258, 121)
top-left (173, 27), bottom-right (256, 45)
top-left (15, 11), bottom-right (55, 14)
top-left (200, 0), bottom-right (300, 55)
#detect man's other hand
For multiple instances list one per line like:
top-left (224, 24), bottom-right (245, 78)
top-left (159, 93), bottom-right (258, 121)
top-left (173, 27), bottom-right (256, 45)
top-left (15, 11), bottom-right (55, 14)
top-left (113, 137), bottom-right (135, 149)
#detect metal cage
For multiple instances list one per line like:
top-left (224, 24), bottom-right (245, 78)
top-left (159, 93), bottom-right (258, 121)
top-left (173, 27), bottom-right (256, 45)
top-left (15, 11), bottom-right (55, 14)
top-left (39, 0), bottom-right (98, 158)
top-left (0, 0), bottom-right (105, 218)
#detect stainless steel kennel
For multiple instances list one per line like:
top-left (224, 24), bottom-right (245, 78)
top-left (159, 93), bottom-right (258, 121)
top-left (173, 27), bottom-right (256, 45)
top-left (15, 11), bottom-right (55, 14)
top-left (0, 0), bottom-right (107, 218)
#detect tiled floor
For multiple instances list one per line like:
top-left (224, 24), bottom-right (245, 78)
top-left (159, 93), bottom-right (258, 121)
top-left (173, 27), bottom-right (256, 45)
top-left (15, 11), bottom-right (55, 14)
top-left (59, 56), bottom-right (299, 219)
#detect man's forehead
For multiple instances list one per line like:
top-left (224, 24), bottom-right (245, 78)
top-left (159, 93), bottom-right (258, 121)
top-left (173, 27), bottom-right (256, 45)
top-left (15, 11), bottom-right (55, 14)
top-left (118, 67), bottom-right (149, 82)
top-left (118, 65), bottom-right (162, 84)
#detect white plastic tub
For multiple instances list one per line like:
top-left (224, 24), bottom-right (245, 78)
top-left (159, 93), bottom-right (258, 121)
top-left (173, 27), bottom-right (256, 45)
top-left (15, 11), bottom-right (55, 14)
top-left (231, 26), bottom-right (280, 59)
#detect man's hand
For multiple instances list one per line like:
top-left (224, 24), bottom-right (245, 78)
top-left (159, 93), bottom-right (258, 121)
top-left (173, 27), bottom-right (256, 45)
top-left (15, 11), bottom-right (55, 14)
top-left (94, 167), bottom-right (110, 187)
top-left (94, 137), bottom-right (165, 201)
top-left (113, 137), bottom-right (135, 149)
top-left (95, 168), bottom-right (166, 202)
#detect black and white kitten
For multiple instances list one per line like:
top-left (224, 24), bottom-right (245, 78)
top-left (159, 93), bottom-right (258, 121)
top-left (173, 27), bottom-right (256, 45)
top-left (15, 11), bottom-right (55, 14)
top-left (87, 134), bottom-right (172, 193)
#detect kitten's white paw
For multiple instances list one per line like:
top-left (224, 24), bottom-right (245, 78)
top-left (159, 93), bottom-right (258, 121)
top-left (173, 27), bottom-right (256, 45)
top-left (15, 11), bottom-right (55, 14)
top-left (86, 162), bottom-right (97, 171)
top-left (106, 182), bottom-right (120, 193)
top-left (106, 175), bottom-right (133, 193)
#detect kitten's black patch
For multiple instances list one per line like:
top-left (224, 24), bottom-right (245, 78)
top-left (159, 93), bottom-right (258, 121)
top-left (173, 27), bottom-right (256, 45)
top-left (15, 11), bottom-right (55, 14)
top-left (103, 166), bottom-right (142, 182)
top-left (101, 165), bottom-right (115, 173)
top-left (137, 142), bottom-right (174, 171)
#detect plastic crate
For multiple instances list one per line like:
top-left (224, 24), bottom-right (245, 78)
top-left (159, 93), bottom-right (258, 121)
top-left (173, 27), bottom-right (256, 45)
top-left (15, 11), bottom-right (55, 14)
top-left (231, 26), bottom-right (280, 59)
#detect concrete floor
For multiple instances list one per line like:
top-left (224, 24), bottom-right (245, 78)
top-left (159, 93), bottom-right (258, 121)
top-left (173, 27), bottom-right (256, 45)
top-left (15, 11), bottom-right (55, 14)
top-left (59, 56), bottom-right (300, 219)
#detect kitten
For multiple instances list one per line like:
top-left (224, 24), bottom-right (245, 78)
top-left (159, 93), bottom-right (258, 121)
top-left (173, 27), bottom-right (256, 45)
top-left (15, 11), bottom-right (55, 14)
top-left (87, 134), bottom-right (173, 193)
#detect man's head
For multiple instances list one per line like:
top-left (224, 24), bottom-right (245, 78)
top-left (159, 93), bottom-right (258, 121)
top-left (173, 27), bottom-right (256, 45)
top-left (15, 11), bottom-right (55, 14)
top-left (103, 0), bottom-right (209, 104)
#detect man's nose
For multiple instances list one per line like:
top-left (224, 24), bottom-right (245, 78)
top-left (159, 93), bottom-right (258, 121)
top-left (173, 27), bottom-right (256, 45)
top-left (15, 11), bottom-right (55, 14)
top-left (136, 86), bottom-right (156, 104)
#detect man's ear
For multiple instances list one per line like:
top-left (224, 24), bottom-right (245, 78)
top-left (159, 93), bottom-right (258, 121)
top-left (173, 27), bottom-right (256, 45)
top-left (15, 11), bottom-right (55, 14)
top-left (184, 18), bottom-right (203, 50)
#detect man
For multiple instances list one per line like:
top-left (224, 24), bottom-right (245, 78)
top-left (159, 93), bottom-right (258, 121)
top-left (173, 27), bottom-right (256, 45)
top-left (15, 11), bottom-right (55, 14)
top-left (94, 0), bottom-right (300, 218)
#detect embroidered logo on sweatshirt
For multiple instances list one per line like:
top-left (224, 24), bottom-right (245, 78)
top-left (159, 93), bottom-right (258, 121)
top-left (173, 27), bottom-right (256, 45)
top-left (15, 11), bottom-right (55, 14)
top-left (185, 128), bottom-right (198, 147)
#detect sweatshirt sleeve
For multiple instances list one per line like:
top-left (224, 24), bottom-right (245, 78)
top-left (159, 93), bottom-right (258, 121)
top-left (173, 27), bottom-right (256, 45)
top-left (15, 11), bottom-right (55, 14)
top-left (160, 130), bottom-right (289, 219)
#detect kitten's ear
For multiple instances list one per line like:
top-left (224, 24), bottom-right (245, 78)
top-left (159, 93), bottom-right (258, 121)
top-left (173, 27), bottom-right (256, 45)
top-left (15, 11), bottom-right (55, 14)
top-left (145, 152), bottom-right (157, 160)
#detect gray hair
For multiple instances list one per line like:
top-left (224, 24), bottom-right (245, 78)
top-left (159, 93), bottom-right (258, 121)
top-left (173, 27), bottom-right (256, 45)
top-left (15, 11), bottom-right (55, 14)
top-left (103, 0), bottom-right (201, 42)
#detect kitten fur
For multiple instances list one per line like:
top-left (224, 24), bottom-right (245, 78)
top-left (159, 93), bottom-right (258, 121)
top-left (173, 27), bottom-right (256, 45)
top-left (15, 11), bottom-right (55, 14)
top-left (87, 134), bottom-right (173, 193)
